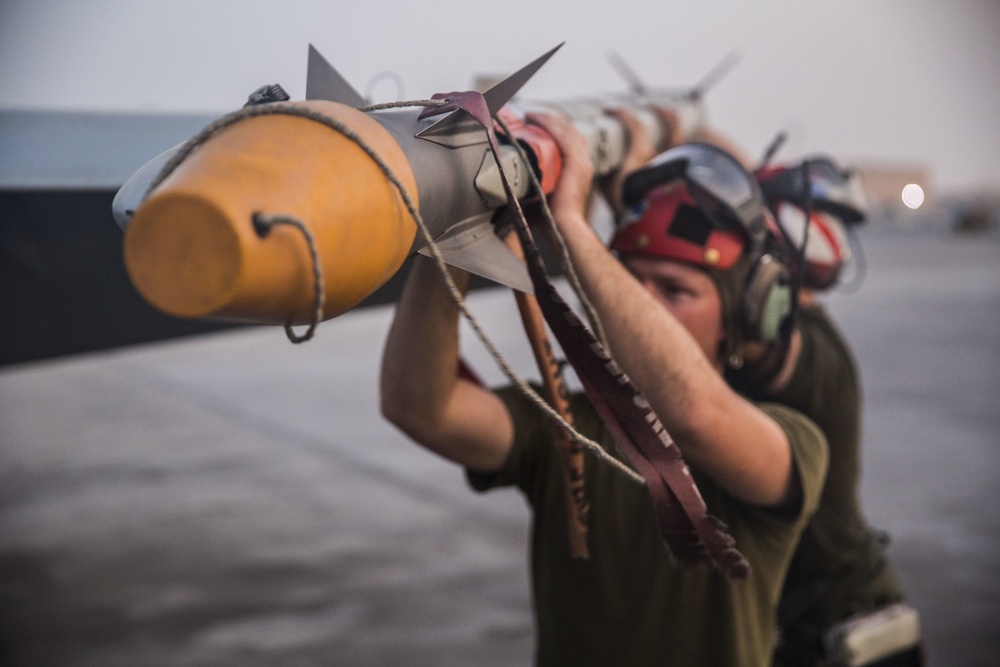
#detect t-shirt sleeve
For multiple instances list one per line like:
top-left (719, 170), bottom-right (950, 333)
top-left (758, 402), bottom-right (829, 522)
top-left (465, 384), bottom-right (548, 493)
top-left (465, 384), bottom-right (607, 503)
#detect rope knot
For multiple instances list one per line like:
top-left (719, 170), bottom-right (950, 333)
top-left (251, 212), bottom-right (274, 238)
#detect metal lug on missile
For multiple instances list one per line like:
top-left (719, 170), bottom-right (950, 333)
top-left (306, 44), bottom-right (368, 107)
top-left (474, 145), bottom-right (530, 209)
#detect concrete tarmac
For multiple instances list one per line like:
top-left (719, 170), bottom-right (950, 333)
top-left (1, 220), bottom-right (998, 666)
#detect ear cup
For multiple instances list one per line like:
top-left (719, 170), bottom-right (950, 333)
top-left (743, 254), bottom-right (794, 345)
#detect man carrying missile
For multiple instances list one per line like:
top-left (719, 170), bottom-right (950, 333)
top-left (379, 111), bottom-right (828, 665)
top-left (728, 159), bottom-right (923, 666)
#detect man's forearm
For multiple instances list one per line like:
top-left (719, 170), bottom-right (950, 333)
top-left (554, 214), bottom-right (795, 507)
top-left (555, 214), bottom-right (726, 439)
top-left (381, 256), bottom-right (464, 426)
top-left (379, 256), bottom-right (513, 471)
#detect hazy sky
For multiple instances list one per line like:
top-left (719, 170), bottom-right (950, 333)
top-left (2, 0), bottom-right (999, 194)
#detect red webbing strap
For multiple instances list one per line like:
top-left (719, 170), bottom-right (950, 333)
top-left (420, 92), bottom-right (750, 578)
top-left (573, 356), bottom-right (704, 562)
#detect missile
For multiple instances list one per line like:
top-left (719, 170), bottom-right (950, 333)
top-left (113, 44), bottom-right (717, 328)
top-left (110, 45), bottom-right (754, 574)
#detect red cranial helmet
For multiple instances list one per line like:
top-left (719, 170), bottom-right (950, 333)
top-left (610, 180), bottom-right (746, 271)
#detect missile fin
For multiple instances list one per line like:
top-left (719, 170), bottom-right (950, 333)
top-left (416, 44), bottom-right (563, 145)
top-left (415, 109), bottom-right (490, 148)
top-left (306, 44), bottom-right (368, 107)
top-left (482, 43), bottom-right (563, 114)
top-left (690, 49), bottom-right (742, 101)
top-left (607, 50), bottom-right (647, 95)
top-left (418, 218), bottom-right (534, 294)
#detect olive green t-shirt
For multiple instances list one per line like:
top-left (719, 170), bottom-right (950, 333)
top-left (468, 388), bottom-right (828, 667)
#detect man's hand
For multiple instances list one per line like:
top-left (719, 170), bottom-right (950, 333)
top-left (599, 108), bottom-right (657, 218)
top-left (649, 104), bottom-right (685, 149)
top-left (524, 112), bottom-right (595, 233)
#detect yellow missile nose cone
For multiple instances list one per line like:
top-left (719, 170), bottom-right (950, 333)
top-left (125, 193), bottom-right (243, 319)
top-left (123, 101), bottom-right (418, 325)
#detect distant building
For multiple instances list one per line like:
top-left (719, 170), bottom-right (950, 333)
top-left (854, 160), bottom-right (999, 235)
top-left (854, 162), bottom-right (932, 208)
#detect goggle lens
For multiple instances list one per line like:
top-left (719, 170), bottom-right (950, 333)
top-left (623, 142), bottom-right (766, 240)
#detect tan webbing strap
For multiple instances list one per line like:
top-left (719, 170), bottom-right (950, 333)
top-left (504, 232), bottom-right (590, 559)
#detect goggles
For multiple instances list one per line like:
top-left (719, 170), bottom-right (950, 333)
top-left (758, 157), bottom-right (868, 224)
top-left (622, 142), bottom-right (768, 244)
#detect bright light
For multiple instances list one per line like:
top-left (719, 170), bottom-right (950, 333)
top-left (902, 183), bottom-right (925, 209)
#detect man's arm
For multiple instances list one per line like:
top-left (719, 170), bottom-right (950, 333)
top-left (379, 257), bottom-right (514, 472)
top-left (528, 112), bottom-right (799, 510)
